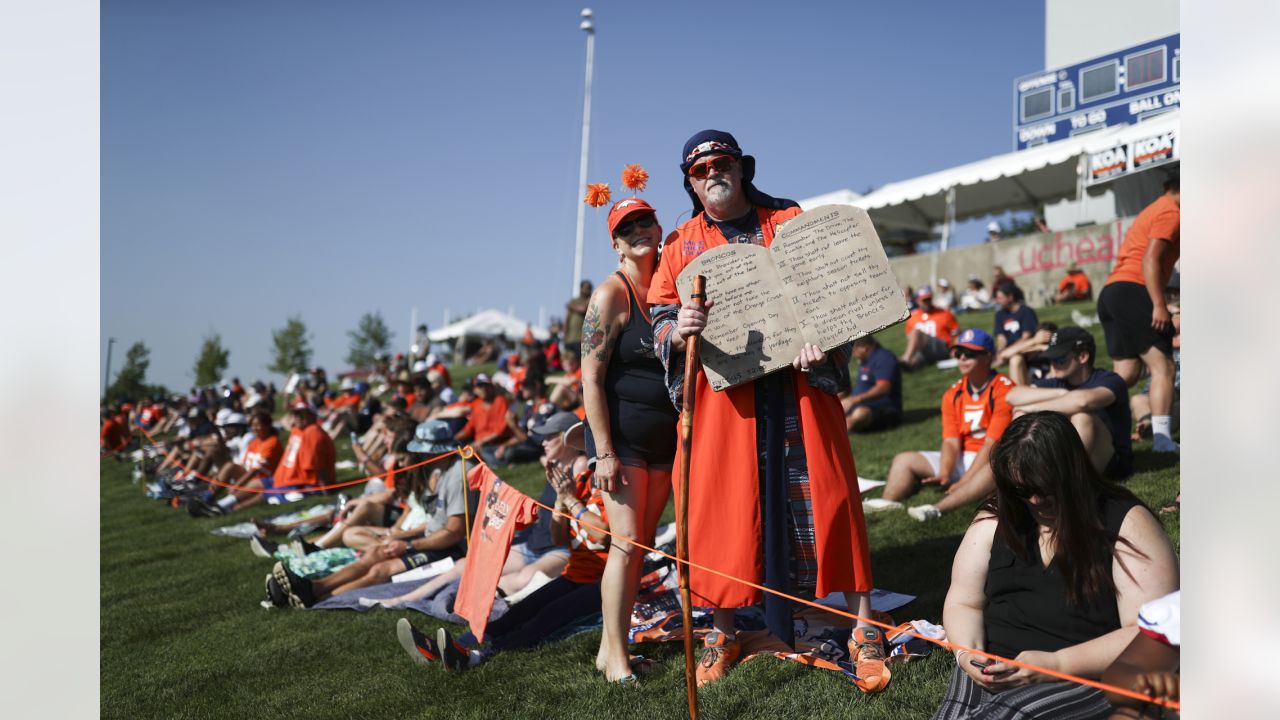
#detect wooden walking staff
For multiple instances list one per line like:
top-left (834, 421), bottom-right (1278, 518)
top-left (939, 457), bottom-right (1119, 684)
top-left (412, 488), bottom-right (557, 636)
top-left (677, 274), bottom-right (706, 720)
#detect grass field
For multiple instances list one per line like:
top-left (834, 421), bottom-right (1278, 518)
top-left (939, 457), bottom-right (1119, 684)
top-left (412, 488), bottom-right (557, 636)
top-left (101, 302), bottom-right (1179, 719)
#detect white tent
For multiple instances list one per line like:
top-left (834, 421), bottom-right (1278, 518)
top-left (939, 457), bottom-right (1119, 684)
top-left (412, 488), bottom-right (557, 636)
top-left (801, 112), bottom-right (1179, 235)
top-left (427, 309), bottom-right (549, 343)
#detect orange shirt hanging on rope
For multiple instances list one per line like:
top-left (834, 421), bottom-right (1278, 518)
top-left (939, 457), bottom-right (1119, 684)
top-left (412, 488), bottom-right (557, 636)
top-left (455, 463), bottom-right (539, 643)
top-left (648, 205), bottom-right (875, 609)
top-left (273, 424), bottom-right (335, 488)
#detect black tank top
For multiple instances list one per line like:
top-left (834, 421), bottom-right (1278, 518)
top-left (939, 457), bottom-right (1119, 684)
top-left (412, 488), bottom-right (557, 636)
top-left (983, 496), bottom-right (1137, 658)
top-left (604, 271), bottom-right (670, 409)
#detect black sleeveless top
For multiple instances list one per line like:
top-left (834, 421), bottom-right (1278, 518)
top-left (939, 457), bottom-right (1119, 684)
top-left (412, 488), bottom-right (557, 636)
top-left (604, 271), bottom-right (670, 409)
top-left (983, 496), bottom-right (1138, 658)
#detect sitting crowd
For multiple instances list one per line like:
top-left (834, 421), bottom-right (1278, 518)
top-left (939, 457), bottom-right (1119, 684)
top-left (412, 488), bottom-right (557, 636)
top-left (103, 174), bottom-right (1181, 718)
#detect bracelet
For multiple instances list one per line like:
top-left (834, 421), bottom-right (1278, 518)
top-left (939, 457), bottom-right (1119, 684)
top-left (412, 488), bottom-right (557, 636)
top-left (596, 451), bottom-right (617, 460)
top-left (574, 505), bottom-right (589, 520)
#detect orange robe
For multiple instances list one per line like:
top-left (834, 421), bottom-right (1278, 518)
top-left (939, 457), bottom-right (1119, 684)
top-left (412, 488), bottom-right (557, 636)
top-left (648, 206), bottom-right (874, 608)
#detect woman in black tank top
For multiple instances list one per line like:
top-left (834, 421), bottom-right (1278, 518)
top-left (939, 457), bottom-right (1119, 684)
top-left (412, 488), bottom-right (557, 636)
top-left (580, 195), bottom-right (678, 683)
top-left (933, 412), bottom-right (1178, 720)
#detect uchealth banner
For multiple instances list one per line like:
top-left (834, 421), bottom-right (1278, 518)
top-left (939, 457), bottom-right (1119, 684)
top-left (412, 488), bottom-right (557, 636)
top-left (454, 463), bottom-right (539, 643)
top-left (1086, 128), bottom-right (1177, 186)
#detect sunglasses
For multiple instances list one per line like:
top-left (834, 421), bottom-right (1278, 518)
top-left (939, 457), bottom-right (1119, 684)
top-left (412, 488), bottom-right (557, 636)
top-left (614, 214), bottom-right (656, 238)
top-left (687, 155), bottom-right (735, 180)
top-left (951, 347), bottom-right (982, 360)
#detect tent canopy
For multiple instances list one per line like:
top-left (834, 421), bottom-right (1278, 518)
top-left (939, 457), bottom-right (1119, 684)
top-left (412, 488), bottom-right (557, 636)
top-left (427, 309), bottom-right (549, 343)
top-left (800, 112), bottom-right (1179, 235)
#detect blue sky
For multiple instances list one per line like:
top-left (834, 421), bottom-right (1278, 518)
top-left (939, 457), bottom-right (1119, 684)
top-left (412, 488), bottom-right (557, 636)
top-left (102, 0), bottom-right (1044, 391)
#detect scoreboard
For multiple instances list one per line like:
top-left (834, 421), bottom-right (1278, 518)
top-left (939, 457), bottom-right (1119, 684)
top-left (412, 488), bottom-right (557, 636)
top-left (1013, 34), bottom-right (1180, 151)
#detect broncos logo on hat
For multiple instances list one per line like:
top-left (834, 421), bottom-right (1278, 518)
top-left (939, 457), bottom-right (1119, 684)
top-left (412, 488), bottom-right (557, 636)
top-left (614, 198), bottom-right (642, 210)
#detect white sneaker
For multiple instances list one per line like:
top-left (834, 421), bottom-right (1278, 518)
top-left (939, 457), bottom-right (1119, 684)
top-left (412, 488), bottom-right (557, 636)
top-left (862, 498), bottom-right (905, 513)
top-left (907, 504), bottom-right (942, 522)
top-left (1152, 434), bottom-right (1180, 453)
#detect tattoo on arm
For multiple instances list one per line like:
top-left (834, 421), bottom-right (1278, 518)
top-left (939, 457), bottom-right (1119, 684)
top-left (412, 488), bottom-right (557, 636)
top-left (580, 301), bottom-right (611, 364)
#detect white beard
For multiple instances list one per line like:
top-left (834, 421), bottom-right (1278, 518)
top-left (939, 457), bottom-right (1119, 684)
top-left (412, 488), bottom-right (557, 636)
top-left (702, 181), bottom-right (736, 213)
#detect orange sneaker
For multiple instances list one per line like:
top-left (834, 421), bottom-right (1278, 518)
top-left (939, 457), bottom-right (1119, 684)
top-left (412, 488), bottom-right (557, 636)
top-left (849, 627), bottom-right (891, 693)
top-left (695, 631), bottom-right (742, 687)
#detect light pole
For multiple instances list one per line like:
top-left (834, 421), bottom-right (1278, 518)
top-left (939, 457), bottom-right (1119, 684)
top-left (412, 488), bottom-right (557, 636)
top-left (103, 337), bottom-right (116, 399)
top-left (571, 8), bottom-right (595, 295)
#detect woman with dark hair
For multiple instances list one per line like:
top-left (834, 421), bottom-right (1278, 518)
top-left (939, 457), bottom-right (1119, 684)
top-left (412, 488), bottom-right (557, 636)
top-left (934, 412), bottom-right (1177, 719)
top-left (581, 192), bottom-right (679, 683)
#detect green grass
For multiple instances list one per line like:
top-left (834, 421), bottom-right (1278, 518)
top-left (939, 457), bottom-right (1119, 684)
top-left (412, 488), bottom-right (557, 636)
top-left (101, 303), bottom-right (1178, 719)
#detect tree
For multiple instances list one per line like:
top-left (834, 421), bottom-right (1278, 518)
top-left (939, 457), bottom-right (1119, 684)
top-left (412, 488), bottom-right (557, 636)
top-left (105, 341), bottom-right (151, 404)
top-left (192, 332), bottom-right (230, 387)
top-left (268, 315), bottom-right (312, 376)
top-left (346, 311), bottom-right (394, 370)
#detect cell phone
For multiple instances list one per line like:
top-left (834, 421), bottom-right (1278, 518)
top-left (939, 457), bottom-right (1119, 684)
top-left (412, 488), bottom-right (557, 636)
top-left (968, 658), bottom-right (993, 669)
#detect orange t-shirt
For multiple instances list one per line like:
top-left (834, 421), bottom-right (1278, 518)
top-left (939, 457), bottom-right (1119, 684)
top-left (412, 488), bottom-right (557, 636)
top-left (273, 424), bottom-right (336, 488)
top-left (402, 392), bottom-right (417, 408)
top-left (101, 418), bottom-right (129, 452)
top-left (940, 372), bottom-right (1016, 454)
top-left (562, 470), bottom-right (610, 584)
top-left (461, 395), bottom-right (511, 442)
top-left (905, 308), bottom-right (960, 340)
top-left (1058, 272), bottom-right (1091, 299)
top-left (1107, 194), bottom-right (1180, 288)
top-left (455, 463), bottom-right (539, 642)
top-left (242, 433), bottom-right (283, 479)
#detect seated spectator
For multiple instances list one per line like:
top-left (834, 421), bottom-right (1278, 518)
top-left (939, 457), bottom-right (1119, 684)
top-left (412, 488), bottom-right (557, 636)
top-left (933, 278), bottom-right (955, 310)
top-left (985, 222), bottom-right (1002, 243)
top-left (991, 265), bottom-right (1010, 290)
top-left (873, 329), bottom-right (1014, 522)
top-left (429, 370), bottom-right (457, 405)
top-left (101, 407), bottom-right (131, 453)
top-left (899, 286), bottom-right (960, 370)
top-left (272, 401), bottom-right (337, 497)
top-left (453, 374), bottom-right (511, 465)
top-left (321, 380), bottom-right (366, 439)
top-left (1007, 327), bottom-right (1133, 478)
top-left (1102, 591), bottom-right (1180, 719)
top-left (466, 339), bottom-right (498, 366)
top-left (1055, 263), bottom-right (1092, 303)
top-left (268, 420), bottom-right (468, 608)
top-left (494, 374), bottom-right (553, 465)
top-left (425, 353), bottom-right (451, 389)
top-left (933, 412), bottom-right (1177, 719)
top-left (957, 276), bottom-right (992, 312)
top-left (993, 281), bottom-right (1037, 360)
top-left (395, 413), bottom-right (612, 674)
top-left (996, 321), bottom-right (1057, 386)
top-left (190, 411), bottom-right (283, 515)
top-left (840, 336), bottom-right (902, 433)
top-left (548, 350), bottom-right (583, 410)
top-left (137, 396), bottom-right (166, 431)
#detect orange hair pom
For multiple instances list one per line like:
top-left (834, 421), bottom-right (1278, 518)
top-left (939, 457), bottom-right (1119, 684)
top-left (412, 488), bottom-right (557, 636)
top-left (584, 183), bottom-right (612, 208)
top-left (621, 164), bottom-right (649, 192)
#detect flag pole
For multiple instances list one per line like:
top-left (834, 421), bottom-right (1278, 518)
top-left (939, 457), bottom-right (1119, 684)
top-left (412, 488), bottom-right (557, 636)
top-left (677, 274), bottom-right (706, 720)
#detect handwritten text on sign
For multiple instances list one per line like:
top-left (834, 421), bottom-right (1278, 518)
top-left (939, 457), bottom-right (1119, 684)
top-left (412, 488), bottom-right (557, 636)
top-left (676, 205), bottom-right (908, 391)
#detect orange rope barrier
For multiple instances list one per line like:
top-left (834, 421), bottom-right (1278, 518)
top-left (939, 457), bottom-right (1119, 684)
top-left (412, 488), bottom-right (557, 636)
top-left (136, 426), bottom-right (465, 495)
top-left (492, 459), bottom-right (1179, 712)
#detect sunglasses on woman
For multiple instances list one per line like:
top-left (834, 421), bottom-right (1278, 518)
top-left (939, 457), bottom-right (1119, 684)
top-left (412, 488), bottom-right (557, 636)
top-left (687, 155), bottom-right (735, 180)
top-left (613, 214), bottom-right (656, 238)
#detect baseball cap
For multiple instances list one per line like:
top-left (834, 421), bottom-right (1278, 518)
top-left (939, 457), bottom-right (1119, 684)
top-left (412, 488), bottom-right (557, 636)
top-left (950, 328), bottom-right (995, 354)
top-left (937, 278), bottom-right (951, 288)
top-left (290, 399), bottom-right (315, 413)
top-left (915, 285), bottom-right (934, 300)
top-left (473, 373), bottom-right (492, 386)
top-left (532, 411), bottom-right (581, 438)
top-left (607, 197), bottom-right (656, 235)
top-left (219, 412), bottom-right (248, 427)
top-left (406, 420), bottom-right (457, 454)
top-left (987, 221), bottom-right (1001, 233)
top-left (412, 360), bottom-right (428, 374)
top-left (1039, 326), bottom-right (1095, 360)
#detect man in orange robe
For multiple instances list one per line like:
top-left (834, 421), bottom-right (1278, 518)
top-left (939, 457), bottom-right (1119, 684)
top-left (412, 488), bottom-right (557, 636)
top-left (648, 130), bottom-right (887, 692)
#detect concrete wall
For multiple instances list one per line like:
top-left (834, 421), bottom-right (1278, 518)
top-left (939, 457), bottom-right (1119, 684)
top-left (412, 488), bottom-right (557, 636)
top-left (889, 218), bottom-right (1132, 308)
top-left (1045, 0), bottom-right (1179, 69)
